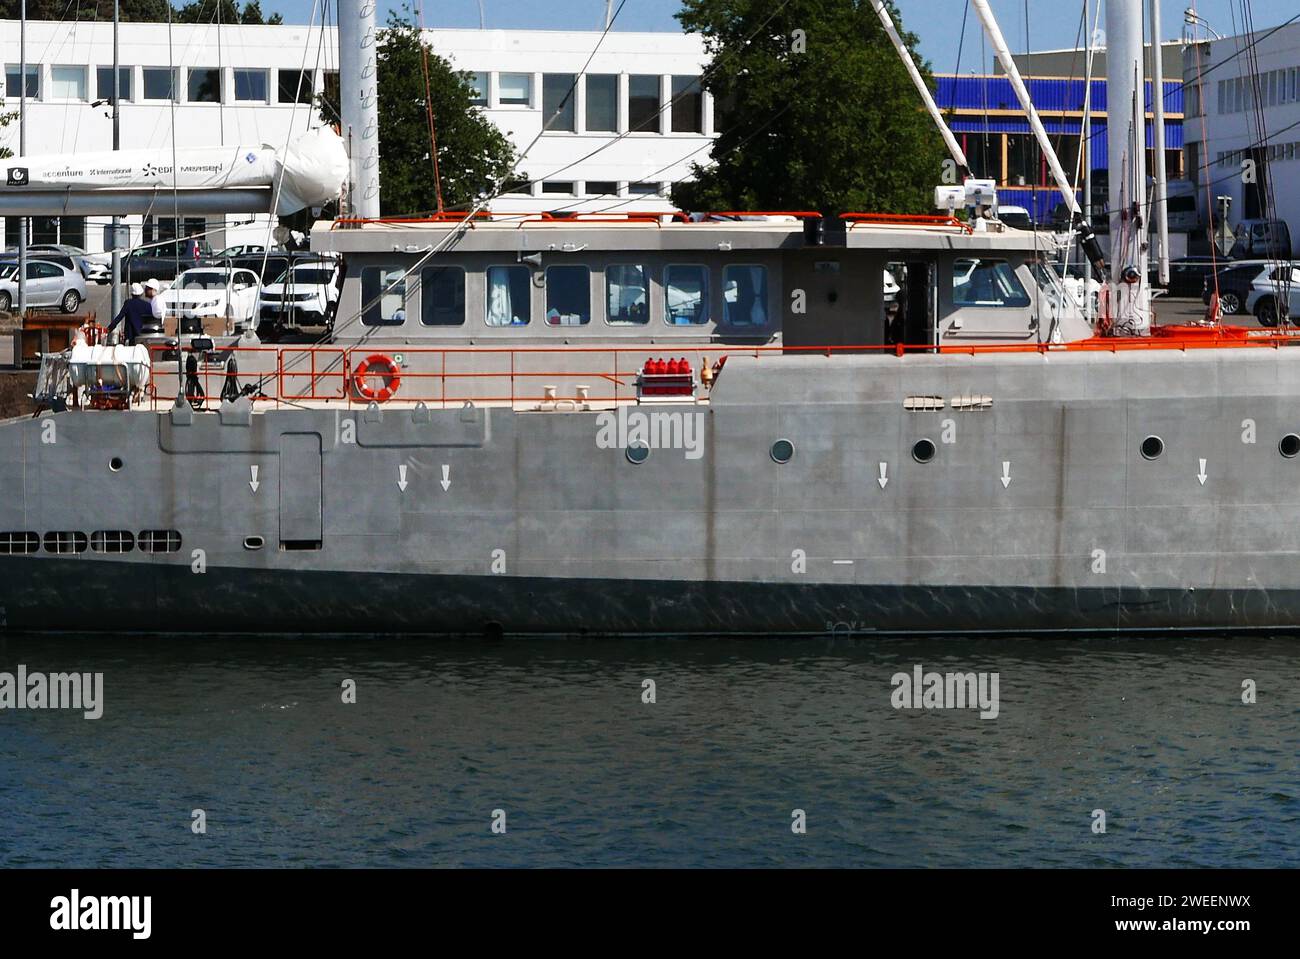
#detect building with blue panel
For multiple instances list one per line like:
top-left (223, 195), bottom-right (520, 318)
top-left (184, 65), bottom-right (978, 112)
top-left (934, 73), bottom-right (1185, 225)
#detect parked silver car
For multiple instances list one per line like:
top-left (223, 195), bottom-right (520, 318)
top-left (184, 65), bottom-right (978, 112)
top-left (0, 258), bottom-right (89, 314)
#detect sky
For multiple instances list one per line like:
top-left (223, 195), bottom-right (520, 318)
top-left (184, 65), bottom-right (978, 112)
top-left (271, 0), bottom-right (1300, 69)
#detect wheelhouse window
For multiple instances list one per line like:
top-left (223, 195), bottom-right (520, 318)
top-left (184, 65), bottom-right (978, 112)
top-left (361, 267), bottom-right (408, 326)
top-left (498, 72), bottom-right (531, 106)
top-left (606, 265), bottom-right (649, 325)
top-left (952, 259), bottom-right (1032, 308)
top-left (628, 75), bottom-right (661, 132)
top-left (486, 265), bottom-right (531, 326)
top-left (664, 265), bottom-right (708, 325)
top-left (545, 265), bottom-right (591, 326)
top-left (543, 74), bottom-right (576, 132)
top-left (723, 265), bottom-right (768, 326)
top-left (585, 74), bottom-right (617, 132)
top-left (671, 76), bottom-right (703, 133)
top-left (420, 266), bottom-right (466, 326)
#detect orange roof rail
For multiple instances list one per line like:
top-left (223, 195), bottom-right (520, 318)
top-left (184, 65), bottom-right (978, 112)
top-left (695, 211), bottom-right (823, 220)
top-left (840, 212), bottom-right (972, 233)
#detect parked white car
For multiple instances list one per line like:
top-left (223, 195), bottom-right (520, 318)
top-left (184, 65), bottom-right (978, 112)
top-left (0, 258), bottom-right (88, 314)
top-left (1245, 263), bottom-right (1300, 327)
top-left (158, 266), bottom-right (262, 332)
top-left (257, 259), bottom-right (341, 339)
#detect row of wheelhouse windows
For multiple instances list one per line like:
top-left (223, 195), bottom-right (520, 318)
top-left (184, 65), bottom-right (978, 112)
top-left (0, 530), bottom-right (182, 555)
top-left (359, 264), bottom-right (772, 329)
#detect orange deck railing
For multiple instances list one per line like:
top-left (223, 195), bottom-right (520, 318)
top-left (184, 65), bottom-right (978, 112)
top-left (144, 329), bottom-right (1300, 411)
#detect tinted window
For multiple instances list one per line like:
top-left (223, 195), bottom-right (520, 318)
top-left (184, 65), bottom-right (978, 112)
top-left (420, 266), bottom-right (466, 326)
top-left (234, 69), bottom-right (267, 101)
top-left (952, 259), bottom-right (1032, 308)
top-left (542, 74), bottom-right (576, 132)
top-left (188, 68), bottom-right (221, 102)
top-left (278, 69), bottom-right (313, 104)
top-left (96, 66), bottom-right (131, 101)
top-left (723, 265), bottom-right (768, 325)
top-left (545, 266), bottom-right (590, 326)
top-left (629, 75), bottom-right (660, 132)
top-left (142, 67), bottom-right (176, 100)
top-left (671, 76), bottom-right (703, 133)
top-left (585, 74), bottom-right (617, 132)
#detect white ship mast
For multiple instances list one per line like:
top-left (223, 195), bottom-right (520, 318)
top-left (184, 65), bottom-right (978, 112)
top-left (1107, 0), bottom-right (1151, 333)
top-left (338, 0), bottom-right (382, 217)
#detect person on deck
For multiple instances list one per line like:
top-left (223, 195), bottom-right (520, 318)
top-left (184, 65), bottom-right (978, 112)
top-left (144, 278), bottom-right (166, 330)
top-left (106, 283), bottom-right (151, 346)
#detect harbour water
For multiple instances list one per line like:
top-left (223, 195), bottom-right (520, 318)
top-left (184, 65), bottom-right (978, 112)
top-left (1, 634), bottom-right (1297, 868)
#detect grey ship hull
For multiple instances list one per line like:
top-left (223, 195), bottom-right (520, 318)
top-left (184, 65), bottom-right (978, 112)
top-left (6, 349), bottom-right (1300, 636)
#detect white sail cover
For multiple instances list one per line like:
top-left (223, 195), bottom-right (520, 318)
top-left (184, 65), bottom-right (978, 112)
top-left (0, 127), bottom-right (348, 215)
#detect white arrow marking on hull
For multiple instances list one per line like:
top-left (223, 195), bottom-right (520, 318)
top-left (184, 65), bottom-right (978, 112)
top-left (1000, 461), bottom-right (1011, 489)
top-left (249, 465), bottom-right (259, 493)
top-left (440, 464), bottom-right (451, 492)
top-left (877, 462), bottom-right (888, 489)
top-left (1198, 458), bottom-right (1208, 485)
top-left (398, 464), bottom-right (408, 492)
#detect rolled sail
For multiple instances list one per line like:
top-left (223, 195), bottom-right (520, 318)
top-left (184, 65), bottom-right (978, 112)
top-left (0, 127), bottom-right (348, 216)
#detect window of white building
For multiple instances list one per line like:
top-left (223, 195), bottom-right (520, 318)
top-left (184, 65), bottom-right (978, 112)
top-left (95, 66), bottom-right (132, 102)
top-left (628, 75), bottom-right (660, 132)
top-left (277, 68), bottom-right (313, 104)
top-left (234, 69), bottom-right (268, 102)
top-left (466, 72), bottom-right (487, 106)
top-left (671, 76), bottom-right (703, 133)
top-left (543, 74), bottom-right (576, 132)
top-left (142, 67), bottom-right (177, 101)
top-left (188, 68), bottom-right (221, 103)
top-left (498, 72), bottom-right (531, 106)
top-left (4, 64), bottom-right (39, 99)
top-left (585, 74), bottom-right (617, 132)
top-left (49, 66), bottom-right (87, 101)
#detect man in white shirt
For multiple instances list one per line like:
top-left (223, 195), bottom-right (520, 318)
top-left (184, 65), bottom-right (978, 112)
top-left (144, 278), bottom-right (165, 331)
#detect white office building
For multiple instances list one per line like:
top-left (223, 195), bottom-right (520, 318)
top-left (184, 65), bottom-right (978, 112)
top-left (1, 21), bottom-right (715, 254)
top-left (1182, 22), bottom-right (1300, 248)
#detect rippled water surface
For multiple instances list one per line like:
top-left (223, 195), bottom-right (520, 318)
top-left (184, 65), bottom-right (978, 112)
top-left (1, 635), bottom-right (1297, 867)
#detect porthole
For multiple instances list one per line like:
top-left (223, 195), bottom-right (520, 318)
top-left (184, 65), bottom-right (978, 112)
top-left (1280, 434), bottom-right (1300, 458)
top-left (243, 536), bottom-right (265, 551)
top-left (109, 456), bottom-right (123, 472)
top-left (912, 438), bottom-right (936, 464)
top-left (1140, 435), bottom-right (1164, 460)
top-left (626, 443), bottom-right (650, 465)
top-left (770, 439), bottom-right (795, 464)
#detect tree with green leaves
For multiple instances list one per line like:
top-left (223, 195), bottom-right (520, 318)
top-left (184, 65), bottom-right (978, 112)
top-left (0, 0), bottom-right (173, 20)
top-left (670, 0), bottom-right (946, 215)
top-left (322, 10), bottom-right (521, 216)
top-left (0, 1), bottom-right (280, 22)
